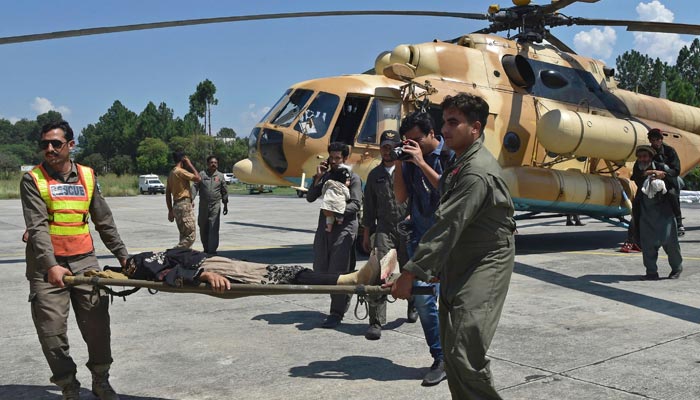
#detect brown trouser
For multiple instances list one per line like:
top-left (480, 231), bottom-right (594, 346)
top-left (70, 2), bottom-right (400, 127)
top-left (173, 198), bottom-right (196, 248)
top-left (29, 278), bottom-right (112, 386)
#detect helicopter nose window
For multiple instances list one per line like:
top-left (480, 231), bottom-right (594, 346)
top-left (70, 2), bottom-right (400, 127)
top-left (294, 92), bottom-right (340, 139)
top-left (270, 89), bottom-right (313, 127)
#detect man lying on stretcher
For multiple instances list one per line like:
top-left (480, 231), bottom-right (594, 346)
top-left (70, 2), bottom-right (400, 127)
top-left (99, 248), bottom-right (398, 293)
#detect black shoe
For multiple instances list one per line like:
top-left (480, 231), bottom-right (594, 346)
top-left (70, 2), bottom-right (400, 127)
top-left (406, 306), bottom-right (418, 323)
top-left (566, 221), bottom-right (574, 226)
top-left (321, 314), bottom-right (342, 329)
top-left (641, 272), bottom-right (660, 281)
top-left (365, 323), bottom-right (382, 340)
top-left (668, 270), bottom-right (682, 280)
top-left (421, 359), bottom-right (447, 387)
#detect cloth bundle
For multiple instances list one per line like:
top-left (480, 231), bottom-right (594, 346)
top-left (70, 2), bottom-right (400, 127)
top-left (642, 176), bottom-right (667, 199)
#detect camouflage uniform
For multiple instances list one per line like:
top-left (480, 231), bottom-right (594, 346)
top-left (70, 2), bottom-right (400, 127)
top-left (403, 136), bottom-right (516, 399)
top-left (167, 166), bottom-right (197, 248)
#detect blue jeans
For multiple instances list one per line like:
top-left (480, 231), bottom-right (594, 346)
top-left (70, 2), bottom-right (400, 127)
top-left (408, 233), bottom-right (443, 361)
top-left (412, 280), bottom-right (443, 361)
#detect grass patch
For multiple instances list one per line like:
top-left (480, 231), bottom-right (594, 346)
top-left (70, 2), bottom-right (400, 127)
top-left (97, 174), bottom-right (139, 197)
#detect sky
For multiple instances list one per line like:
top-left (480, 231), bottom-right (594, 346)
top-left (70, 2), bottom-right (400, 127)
top-left (0, 0), bottom-right (697, 140)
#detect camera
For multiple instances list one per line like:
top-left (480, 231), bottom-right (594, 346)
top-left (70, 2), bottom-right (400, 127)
top-left (390, 143), bottom-right (414, 161)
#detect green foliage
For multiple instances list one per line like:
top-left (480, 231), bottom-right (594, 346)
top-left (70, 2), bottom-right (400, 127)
top-left (189, 79), bottom-right (219, 135)
top-left (136, 137), bottom-right (170, 175)
top-left (0, 152), bottom-right (21, 178)
top-left (81, 153), bottom-right (107, 174)
top-left (109, 154), bottom-right (133, 176)
top-left (218, 127), bottom-right (236, 138)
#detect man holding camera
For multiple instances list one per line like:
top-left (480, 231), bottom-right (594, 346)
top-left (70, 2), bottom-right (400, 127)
top-left (361, 130), bottom-right (407, 340)
top-left (306, 142), bottom-right (363, 329)
top-left (393, 110), bottom-right (453, 386)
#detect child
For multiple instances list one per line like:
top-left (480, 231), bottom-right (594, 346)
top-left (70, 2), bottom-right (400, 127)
top-left (321, 164), bottom-right (351, 232)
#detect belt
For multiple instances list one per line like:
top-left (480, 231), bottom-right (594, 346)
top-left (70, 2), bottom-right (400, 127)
top-left (174, 197), bottom-right (191, 203)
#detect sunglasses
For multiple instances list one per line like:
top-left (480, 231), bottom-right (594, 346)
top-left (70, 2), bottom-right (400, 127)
top-left (39, 140), bottom-right (68, 150)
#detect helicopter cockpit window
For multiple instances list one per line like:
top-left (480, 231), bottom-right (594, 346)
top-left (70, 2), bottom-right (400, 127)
top-left (357, 98), bottom-right (401, 145)
top-left (294, 92), bottom-right (340, 139)
top-left (270, 89), bottom-right (313, 127)
top-left (259, 89), bottom-right (291, 124)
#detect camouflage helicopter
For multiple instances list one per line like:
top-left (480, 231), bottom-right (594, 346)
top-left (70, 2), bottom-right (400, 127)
top-left (3, 0), bottom-right (700, 224)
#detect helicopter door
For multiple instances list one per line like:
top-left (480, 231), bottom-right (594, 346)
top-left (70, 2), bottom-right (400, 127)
top-left (356, 98), bottom-right (401, 146)
top-left (330, 96), bottom-right (370, 146)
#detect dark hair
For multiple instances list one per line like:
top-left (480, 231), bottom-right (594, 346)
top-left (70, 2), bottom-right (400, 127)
top-left (173, 151), bottom-right (185, 163)
top-left (441, 93), bottom-right (489, 133)
top-left (328, 142), bottom-right (349, 158)
top-left (647, 128), bottom-right (663, 140)
top-left (41, 120), bottom-right (74, 142)
top-left (399, 111), bottom-right (434, 137)
top-left (329, 166), bottom-right (351, 183)
top-left (206, 155), bottom-right (218, 163)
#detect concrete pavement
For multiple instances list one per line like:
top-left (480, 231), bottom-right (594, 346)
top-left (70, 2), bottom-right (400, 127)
top-left (0, 193), bottom-right (698, 399)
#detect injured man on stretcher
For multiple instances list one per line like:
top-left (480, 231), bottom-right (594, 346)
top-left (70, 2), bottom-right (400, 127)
top-left (107, 248), bottom-right (397, 293)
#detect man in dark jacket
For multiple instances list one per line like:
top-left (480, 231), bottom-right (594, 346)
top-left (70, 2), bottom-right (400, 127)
top-left (647, 128), bottom-right (684, 235)
top-left (631, 145), bottom-right (683, 280)
top-left (306, 142), bottom-right (362, 328)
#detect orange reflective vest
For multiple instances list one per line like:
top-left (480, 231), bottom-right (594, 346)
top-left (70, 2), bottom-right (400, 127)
top-left (29, 163), bottom-right (95, 257)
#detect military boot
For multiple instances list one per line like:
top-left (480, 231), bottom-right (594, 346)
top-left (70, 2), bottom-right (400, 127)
top-left (54, 375), bottom-right (81, 400)
top-left (91, 364), bottom-right (120, 400)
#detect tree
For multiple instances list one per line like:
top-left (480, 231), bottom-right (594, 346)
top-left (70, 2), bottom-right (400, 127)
top-left (78, 101), bottom-right (137, 160)
top-left (136, 137), bottom-right (170, 175)
top-left (109, 154), bottom-right (133, 176)
top-left (0, 151), bottom-right (21, 178)
top-left (189, 79), bottom-right (218, 135)
top-left (217, 127), bottom-right (236, 138)
top-left (82, 153), bottom-right (107, 174)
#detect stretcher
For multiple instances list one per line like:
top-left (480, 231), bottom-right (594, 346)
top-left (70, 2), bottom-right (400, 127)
top-left (63, 275), bottom-right (436, 300)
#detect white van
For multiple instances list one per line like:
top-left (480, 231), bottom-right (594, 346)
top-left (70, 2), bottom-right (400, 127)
top-left (138, 174), bottom-right (165, 194)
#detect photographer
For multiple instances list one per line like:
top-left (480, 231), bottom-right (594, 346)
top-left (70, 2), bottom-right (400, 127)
top-left (393, 110), bottom-right (454, 386)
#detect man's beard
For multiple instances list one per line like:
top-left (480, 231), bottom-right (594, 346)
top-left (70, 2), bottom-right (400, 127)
top-left (637, 161), bottom-right (651, 171)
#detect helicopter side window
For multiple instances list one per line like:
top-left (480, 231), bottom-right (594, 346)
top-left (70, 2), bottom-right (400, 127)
top-left (294, 92), bottom-right (340, 139)
top-left (331, 96), bottom-right (370, 146)
top-left (357, 98), bottom-right (401, 145)
top-left (270, 89), bottom-right (314, 127)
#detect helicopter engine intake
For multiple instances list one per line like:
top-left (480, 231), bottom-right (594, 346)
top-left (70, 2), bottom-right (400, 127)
top-left (536, 109), bottom-right (647, 162)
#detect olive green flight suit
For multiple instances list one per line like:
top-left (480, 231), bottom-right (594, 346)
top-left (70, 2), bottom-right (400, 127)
top-left (362, 163), bottom-right (406, 325)
top-left (403, 136), bottom-right (516, 399)
top-left (193, 169), bottom-right (228, 254)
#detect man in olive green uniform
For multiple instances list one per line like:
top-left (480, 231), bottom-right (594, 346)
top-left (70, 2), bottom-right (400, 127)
top-left (361, 130), bottom-right (407, 340)
top-left (193, 155), bottom-right (229, 254)
top-left (21, 121), bottom-right (129, 400)
top-left (166, 151), bottom-right (201, 248)
top-left (390, 94), bottom-right (516, 399)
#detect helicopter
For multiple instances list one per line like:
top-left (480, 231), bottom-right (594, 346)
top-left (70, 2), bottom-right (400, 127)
top-left (3, 0), bottom-right (699, 224)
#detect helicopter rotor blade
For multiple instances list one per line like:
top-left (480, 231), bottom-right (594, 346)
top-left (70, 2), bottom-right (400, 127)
top-left (540, 0), bottom-right (600, 15)
top-left (0, 10), bottom-right (488, 46)
top-left (571, 18), bottom-right (700, 35)
top-left (544, 31), bottom-right (576, 54)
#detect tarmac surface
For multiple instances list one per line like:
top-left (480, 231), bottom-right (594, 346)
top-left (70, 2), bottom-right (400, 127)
top-left (1, 192), bottom-right (699, 400)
